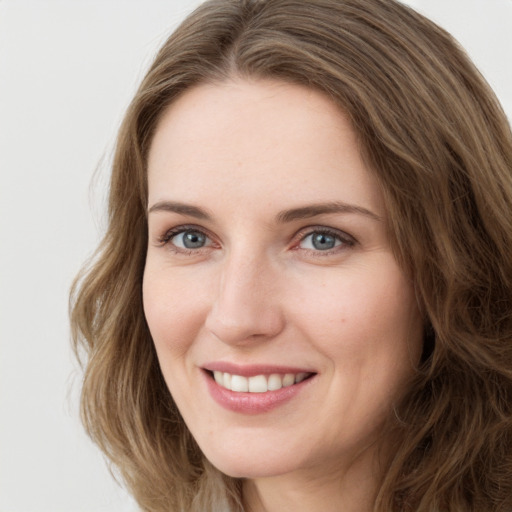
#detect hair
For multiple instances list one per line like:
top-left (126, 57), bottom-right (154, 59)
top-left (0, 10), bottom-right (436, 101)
top-left (70, 0), bottom-right (512, 510)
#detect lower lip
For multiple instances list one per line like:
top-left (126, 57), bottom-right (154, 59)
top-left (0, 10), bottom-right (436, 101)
top-left (204, 371), bottom-right (314, 414)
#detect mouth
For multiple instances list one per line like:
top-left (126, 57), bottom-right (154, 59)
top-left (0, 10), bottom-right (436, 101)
top-left (202, 365), bottom-right (317, 414)
top-left (206, 370), bottom-right (315, 393)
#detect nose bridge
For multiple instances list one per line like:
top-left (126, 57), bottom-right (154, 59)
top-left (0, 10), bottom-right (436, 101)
top-left (205, 245), bottom-right (283, 345)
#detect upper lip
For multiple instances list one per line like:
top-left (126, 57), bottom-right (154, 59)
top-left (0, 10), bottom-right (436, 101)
top-left (202, 361), bottom-right (316, 377)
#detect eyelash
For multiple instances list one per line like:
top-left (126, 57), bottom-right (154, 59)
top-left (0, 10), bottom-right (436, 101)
top-left (157, 224), bottom-right (215, 255)
top-left (294, 226), bottom-right (355, 255)
top-left (156, 225), bottom-right (356, 256)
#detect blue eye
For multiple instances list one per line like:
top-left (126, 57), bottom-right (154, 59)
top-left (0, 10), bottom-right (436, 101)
top-left (299, 231), bottom-right (345, 251)
top-left (170, 229), bottom-right (210, 249)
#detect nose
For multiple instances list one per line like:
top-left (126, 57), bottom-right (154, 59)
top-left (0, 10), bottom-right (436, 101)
top-left (204, 251), bottom-right (285, 346)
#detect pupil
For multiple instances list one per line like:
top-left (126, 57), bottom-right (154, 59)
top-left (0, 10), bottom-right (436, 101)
top-left (184, 231), bottom-right (205, 248)
top-left (312, 233), bottom-right (335, 250)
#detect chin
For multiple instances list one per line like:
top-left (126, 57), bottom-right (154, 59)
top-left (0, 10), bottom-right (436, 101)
top-left (211, 461), bottom-right (292, 480)
top-left (201, 443), bottom-right (312, 480)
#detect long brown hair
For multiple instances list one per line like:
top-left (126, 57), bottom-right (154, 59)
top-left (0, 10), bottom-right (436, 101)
top-left (70, 1), bottom-right (512, 510)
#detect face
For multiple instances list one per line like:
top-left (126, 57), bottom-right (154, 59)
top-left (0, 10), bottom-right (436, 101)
top-left (143, 79), bottom-right (423, 482)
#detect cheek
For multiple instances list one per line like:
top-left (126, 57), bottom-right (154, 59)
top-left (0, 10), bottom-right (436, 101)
top-left (294, 260), bottom-right (423, 369)
top-left (142, 265), bottom-right (209, 356)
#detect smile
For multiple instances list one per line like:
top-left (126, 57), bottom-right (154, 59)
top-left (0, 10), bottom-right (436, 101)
top-left (203, 365), bottom-right (317, 414)
top-left (212, 371), bottom-right (312, 393)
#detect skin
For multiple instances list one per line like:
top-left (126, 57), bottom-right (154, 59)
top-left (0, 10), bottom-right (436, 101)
top-left (143, 79), bottom-right (424, 512)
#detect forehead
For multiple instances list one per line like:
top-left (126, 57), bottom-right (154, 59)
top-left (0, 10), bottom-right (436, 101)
top-left (147, 79), bottom-right (384, 218)
top-left (150, 78), bottom-right (353, 154)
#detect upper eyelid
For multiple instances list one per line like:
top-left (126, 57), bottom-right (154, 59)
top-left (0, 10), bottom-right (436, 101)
top-left (157, 224), bottom-right (214, 244)
top-left (163, 224), bottom-right (211, 236)
top-left (293, 225), bottom-right (356, 243)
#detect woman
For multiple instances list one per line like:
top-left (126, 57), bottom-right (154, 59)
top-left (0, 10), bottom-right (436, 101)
top-left (70, 0), bottom-right (512, 510)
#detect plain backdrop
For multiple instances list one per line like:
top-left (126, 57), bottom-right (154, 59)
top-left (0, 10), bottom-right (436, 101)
top-left (0, 1), bottom-right (510, 511)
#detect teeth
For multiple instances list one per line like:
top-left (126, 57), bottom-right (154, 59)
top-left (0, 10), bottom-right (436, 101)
top-left (268, 374), bottom-right (283, 391)
top-left (211, 371), bottom-right (312, 393)
top-left (231, 375), bottom-right (249, 392)
top-left (248, 375), bottom-right (267, 393)
top-left (283, 373), bottom-right (295, 387)
top-left (295, 372), bottom-right (307, 383)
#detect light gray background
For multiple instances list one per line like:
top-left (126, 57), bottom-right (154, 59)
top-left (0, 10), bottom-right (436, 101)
top-left (0, 1), bottom-right (510, 511)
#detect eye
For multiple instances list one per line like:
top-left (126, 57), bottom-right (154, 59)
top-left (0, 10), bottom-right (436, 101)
top-left (164, 228), bottom-right (212, 250)
top-left (298, 229), bottom-right (353, 252)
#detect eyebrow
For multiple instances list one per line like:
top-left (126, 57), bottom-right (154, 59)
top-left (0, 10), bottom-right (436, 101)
top-left (148, 201), bottom-right (212, 219)
top-left (147, 200), bottom-right (382, 223)
top-left (275, 201), bottom-right (383, 223)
